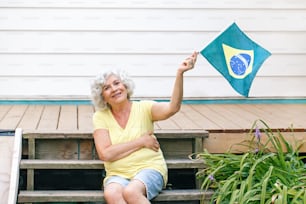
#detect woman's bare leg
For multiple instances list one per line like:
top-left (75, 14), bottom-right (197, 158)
top-left (123, 179), bottom-right (150, 204)
top-left (104, 182), bottom-right (127, 204)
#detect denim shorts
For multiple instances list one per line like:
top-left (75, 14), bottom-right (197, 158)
top-left (104, 169), bottom-right (164, 200)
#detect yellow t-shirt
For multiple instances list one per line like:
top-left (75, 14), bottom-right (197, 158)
top-left (93, 100), bottom-right (168, 185)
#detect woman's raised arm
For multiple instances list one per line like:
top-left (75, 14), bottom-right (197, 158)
top-left (152, 51), bottom-right (198, 121)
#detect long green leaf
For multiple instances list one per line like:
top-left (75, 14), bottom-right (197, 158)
top-left (260, 166), bottom-right (273, 204)
top-left (247, 153), bottom-right (275, 191)
top-left (290, 188), bottom-right (304, 204)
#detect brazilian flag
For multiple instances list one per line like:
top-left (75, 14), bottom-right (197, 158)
top-left (201, 22), bottom-right (271, 97)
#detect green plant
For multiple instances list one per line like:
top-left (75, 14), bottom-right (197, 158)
top-left (195, 119), bottom-right (306, 204)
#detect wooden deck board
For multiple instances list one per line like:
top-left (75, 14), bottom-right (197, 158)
top-left (252, 104), bottom-right (306, 129)
top-left (57, 105), bottom-right (77, 131)
top-left (155, 117), bottom-right (180, 130)
top-left (207, 104), bottom-right (249, 129)
top-left (0, 105), bottom-right (12, 124)
top-left (272, 104), bottom-right (306, 128)
top-left (0, 103), bottom-right (304, 154)
top-left (0, 105), bottom-right (27, 130)
top-left (20, 158), bottom-right (205, 169)
top-left (250, 104), bottom-right (291, 128)
top-left (235, 104), bottom-right (267, 123)
top-left (77, 105), bottom-right (94, 131)
top-left (0, 136), bottom-right (15, 203)
top-left (18, 189), bottom-right (213, 203)
top-left (170, 110), bottom-right (202, 129)
top-left (36, 106), bottom-right (60, 131)
top-left (18, 105), bottom-right (44, 131)
top-left (0, 104), bottom-right (305, 132)
top-left (181, 105), bottom-right (221, 130)
top-left (190, 104), bottom-right (241, 130)
top-left (1, 103), bottom-right (306, 153)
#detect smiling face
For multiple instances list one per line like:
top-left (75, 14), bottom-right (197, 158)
top-left (102, 74), bottom-right (128, 107)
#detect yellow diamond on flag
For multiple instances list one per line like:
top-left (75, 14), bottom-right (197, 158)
top-left (222, 44), bottom-right (254, 79)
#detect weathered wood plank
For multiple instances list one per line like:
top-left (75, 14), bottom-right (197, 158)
top-left (235, 104), bottom-right (267, 125)
top-left (29, 139), bottom-right (194, 160)
top-left (23, 129), bottom-right (209, 139)
top-left (256, 104), bottom-right (306, 129)
top-left (205, 132), bottom-right (251, 153)
top-left (170, 106), bottom-right (202, 129)
top-left (18, 189), bottom-right (213, 203)
top-left (22, 130), bottom-right (208, 160)
top-left (23, 132), bottom-right (92, 138)
top-left (187, 104), bottom-right (306, 132)
top-left (18, 105), bottom-right (44, 131)
top-left (160, 139), bottom-right (193, 159)
top-left (262, 104), bottom-right (306, 129)
top-left (36, 106), bottom-right (60, 131)
top-left (77, 105), bottom-right (94, 131)
top-left (205, 132), bottom-right (306, 154)
top-left (0, 129), bottom-right (22, 204)
top-left (26, 138), bottom-right (35, 190)
top-left (79, 139), bottom-right (95, 160)
top-left (180, 105), bottom-right (221, 130)
top-left (213, 104), bottom-right (259, 128)
top-left (57, 105), bottom-right (77, 131)
top-left (20, 158), bottom-right (205, 169)
top-left (251, 104), bottom-right (294, 128)
top-left (190, 104), bottom-right (240, 130)
top-left (2, 103), bottom-right (306, 154)
top-left (154, 189), bottom-right (212, 202)
top-left (0, 105), bottom-right (12, 124)
top-left (0, 136), bottom-right (14, 203)
top-left (0, 105), bottom-right (27, 130)
top-left (235, 104), bottom-right (295, 129)
top-left (8, 128), bottom-right (22, 204)
top-left (155, 117), bottom-right (180, 130)
top-left (35, 139), bottom-right (79, 160)
top-left (2, 103), bottom-right (306, 133)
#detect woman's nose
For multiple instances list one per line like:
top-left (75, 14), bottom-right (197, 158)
top-left (110, 85), bottom-right (117, 92)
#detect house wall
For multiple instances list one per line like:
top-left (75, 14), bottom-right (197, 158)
top-left (0, 0), bottom-right (306, 100)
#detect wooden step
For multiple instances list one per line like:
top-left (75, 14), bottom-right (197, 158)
top-left (18, 189), bottom-right (214, 203)
top-left (20, 129), bottom-right (209, 200)
top-left (23, 129), bottom-right (209, 139)
top-left (22, 129), bottom-right (208, 160)
top-left (20, 158), bottom-right (205, 169)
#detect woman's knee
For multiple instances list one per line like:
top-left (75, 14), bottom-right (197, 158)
top-left (104, 183), bottom-right (124, 202)
top-left (123, 180), bottom-right (147, 201)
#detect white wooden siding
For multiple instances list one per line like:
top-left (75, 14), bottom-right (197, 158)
top-left (0, 0), bottom-right (306, 99)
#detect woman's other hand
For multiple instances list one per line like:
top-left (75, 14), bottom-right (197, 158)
top-left (140, 132), bottom-right (160, 152)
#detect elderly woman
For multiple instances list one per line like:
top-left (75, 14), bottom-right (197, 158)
top-left (90, 51), bottom-right (198, 204)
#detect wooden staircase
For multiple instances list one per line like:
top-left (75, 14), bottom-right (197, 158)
top-left (18, 130), bottom-right (213, 204)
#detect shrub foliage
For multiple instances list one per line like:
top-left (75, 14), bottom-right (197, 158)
top-left (195, 119), bottom-right (306, 204)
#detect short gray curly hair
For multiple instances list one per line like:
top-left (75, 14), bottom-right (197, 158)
top-left (90, 69), bottom-right (135, 110)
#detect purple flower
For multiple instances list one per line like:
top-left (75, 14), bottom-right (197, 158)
top-left (208, 174), bottom-right (214, 181)
top-left (255, 127), bottom-right (261, 142)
